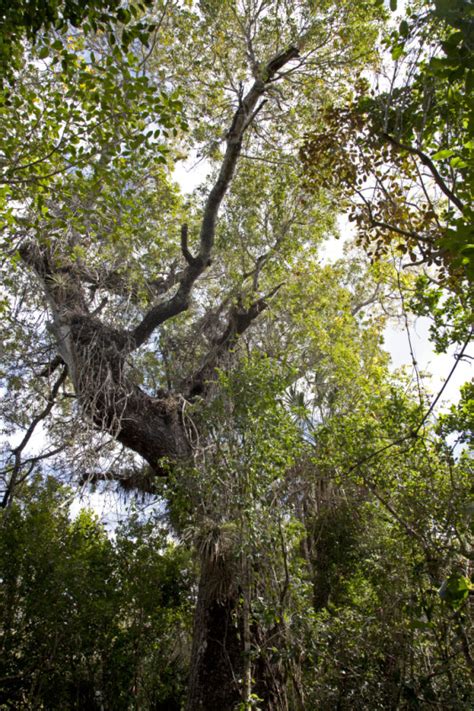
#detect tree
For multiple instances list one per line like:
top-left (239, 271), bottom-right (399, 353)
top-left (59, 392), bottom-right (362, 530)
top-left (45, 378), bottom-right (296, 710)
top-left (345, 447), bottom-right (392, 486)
top-left (0, 478), bottom-right (192, 709)
top-left (302, 0), bottom-right (473, 281)
top-left (300, 0), bottom-right (473, 350)
top-left (1, 1), bottom-right (472, 709)
top-left (0, 0), bottom-right (157, 84)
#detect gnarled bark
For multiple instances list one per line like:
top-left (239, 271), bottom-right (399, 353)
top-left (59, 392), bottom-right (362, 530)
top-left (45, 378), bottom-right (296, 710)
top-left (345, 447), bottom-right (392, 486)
top-left (186, 552), bottom-right (244, 711)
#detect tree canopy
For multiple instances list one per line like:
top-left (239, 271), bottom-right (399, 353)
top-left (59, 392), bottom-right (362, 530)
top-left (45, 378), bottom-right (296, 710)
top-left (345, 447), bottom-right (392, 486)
top-left (0, 1), bottom-right (472, 709)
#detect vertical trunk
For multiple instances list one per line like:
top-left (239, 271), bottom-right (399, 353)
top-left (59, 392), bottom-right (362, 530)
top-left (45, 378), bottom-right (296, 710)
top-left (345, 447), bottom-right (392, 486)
top-left (185, 551), bottom-right (292, 710)
top-left (186, 553), bottom-right (244, 711)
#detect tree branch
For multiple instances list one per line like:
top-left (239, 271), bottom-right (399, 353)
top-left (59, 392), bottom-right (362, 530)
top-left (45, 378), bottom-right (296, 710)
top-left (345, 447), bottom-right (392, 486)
top-left (128, 46), bottom-right (299, 350)
top-left (1, 366), bottom-right (68, 508)
top-left (383, 133), bottom-right (464, 212)
top-left (180, 224), bottom-right (198, 266)
top-left (183, 283), bottom-right (284, 398)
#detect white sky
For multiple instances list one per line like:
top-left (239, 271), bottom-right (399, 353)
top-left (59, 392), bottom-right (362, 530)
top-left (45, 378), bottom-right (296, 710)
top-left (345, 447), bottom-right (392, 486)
top-left (173, 153), bottom-right (211, 193)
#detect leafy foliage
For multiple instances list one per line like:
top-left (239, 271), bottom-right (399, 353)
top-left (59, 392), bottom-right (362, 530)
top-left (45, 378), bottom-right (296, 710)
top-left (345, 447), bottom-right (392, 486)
top-left (301, 0), bottom-right (474, 286)
top-left (0, 1), bottom-right (472, 708)
top-left (0, 479), bottom-right (192, 710)
top-left (0, 0), bottom-right (157, 83)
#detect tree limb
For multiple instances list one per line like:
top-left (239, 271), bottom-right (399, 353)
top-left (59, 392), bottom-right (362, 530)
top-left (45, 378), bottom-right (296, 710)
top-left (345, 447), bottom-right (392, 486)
top-left (183, 283), bottom-right (284, 398)
top-left (1, 365), bottom-right (68, 508)
top-left (180, 224), bottom-right (198, 266)
top-left (128, 45), bottom-right (299, 350)
top-left (383, 133), bottom-right (464, 212)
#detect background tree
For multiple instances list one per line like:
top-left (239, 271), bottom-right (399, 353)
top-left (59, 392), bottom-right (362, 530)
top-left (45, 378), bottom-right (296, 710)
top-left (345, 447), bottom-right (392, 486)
top-left (302, 0), bottom-right (473, 280)
top-left (301, 0), bottom-right (473, 356)
top-left (0, 479), bottom-right (192, 709)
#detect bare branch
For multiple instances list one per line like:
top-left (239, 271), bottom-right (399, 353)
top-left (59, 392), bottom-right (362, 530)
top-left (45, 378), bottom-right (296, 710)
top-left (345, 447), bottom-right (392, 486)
top-left (38, 353), bottom-right (64, 377)
top-left (180, 224), bottom-right (198, 266)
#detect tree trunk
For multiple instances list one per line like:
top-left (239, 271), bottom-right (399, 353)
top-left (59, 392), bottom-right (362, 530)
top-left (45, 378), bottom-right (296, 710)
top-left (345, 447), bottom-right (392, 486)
top-left (55, 312), bottom-right (191, 473)
top-left (186, 552), bottom-right (244, 711)
top-left (252, 626), bottom-right (289, 711)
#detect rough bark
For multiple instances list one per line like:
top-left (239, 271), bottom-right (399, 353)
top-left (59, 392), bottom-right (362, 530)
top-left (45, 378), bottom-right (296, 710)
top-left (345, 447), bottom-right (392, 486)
top-left (253, 639), bottom-right (289, 711)
top-left (56, 315), bottom-right (191, 471)
top-left (186, 552), bottom-right (244, 711)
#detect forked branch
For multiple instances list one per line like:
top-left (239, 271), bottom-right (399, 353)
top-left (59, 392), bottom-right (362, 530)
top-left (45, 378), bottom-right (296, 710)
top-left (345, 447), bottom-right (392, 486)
top-left (129, 45), bottom-right (299, 350)
top-left (183, 283), bottom-right (284, 398)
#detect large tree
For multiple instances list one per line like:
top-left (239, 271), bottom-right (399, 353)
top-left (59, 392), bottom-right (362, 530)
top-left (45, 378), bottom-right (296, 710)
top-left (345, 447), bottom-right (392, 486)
top-left (1, 1), bottom-right (472, 709)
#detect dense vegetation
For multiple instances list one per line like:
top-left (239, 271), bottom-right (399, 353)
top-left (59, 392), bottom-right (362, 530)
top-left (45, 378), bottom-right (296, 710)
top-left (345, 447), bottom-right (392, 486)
top-left (0, 0), bottom-right (472, 708)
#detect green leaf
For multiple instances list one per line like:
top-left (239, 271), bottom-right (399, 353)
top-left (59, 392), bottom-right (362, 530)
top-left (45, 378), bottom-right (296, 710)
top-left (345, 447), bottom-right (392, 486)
top-left (391, 44), bottom-right (404, 61)
top-left (439, 574), bottom-right (472, 608)
top-left (450, 156), bottom-right (468, 168)
top-left (409, 619), bottom-right (432, 631)
top-left (431, 149), bottom-right (454, 160)
top-left (399, 20), bottom-right (409, 38)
